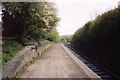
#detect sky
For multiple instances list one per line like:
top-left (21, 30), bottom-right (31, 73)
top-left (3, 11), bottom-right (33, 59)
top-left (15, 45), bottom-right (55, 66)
top-left (0, 0), bottom-right (119, 35)
top-left (50, 0), bottom-right (119, 35)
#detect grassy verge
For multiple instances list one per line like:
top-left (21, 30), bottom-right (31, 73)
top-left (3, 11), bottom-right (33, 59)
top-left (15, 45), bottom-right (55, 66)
top-left (0, 49), bottom-right (2, 70)
top-left (2, 41), bottom-right (23, 66)
top-left (13, 44), bottom-right (50, 78)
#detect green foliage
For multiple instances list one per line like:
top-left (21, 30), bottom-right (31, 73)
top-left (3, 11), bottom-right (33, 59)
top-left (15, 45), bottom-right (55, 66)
top-left (2, 41), bottom-right (23, 65)
top-left (2, 2), bottom-right (60, 45)
top-left (44, 28), bottom-right (59, 42)
top-left (72, 8), bottom-right (119, 47)
top-left (72, 8), bottom-right (120, 76)
top-left (72, 21), bottom-right (93, 45)
top-left (60, 35), bottom-right (72, 43)
top-left (0, 49), bottom-right (2, 70)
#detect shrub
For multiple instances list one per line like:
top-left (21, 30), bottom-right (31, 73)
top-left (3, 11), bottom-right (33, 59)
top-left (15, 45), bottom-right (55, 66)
top-left (72, 8), bottom-right (120, 77)
top-left (2, 41), bottom-right (23, 65)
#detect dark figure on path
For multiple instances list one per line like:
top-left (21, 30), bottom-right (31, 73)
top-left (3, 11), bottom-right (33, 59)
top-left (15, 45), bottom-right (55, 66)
top-left (31, 45), bottom-right (38, 51)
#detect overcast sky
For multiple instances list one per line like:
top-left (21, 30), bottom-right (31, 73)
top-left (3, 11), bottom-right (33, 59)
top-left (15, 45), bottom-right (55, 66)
top-left (51, 0), bottom-right (119, 35)
top-left (0, 0), bottom-right (119, 35)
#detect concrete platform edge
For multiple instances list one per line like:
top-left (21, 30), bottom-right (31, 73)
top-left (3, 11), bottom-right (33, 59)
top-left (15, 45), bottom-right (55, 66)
top-left (60, 43), bottom-right (101, 79)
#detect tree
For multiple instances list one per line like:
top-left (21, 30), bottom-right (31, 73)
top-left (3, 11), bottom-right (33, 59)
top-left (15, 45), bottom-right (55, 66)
top-left (2, 2), bottom-right (60, 45)
top-left (44, 28), bottom-right (59, 42)
top-left (71, 8), bottom-right (120, 77)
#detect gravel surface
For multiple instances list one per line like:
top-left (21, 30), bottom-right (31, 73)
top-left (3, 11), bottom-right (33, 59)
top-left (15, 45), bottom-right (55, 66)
top-left (20, 43), bottom-right (89, 78)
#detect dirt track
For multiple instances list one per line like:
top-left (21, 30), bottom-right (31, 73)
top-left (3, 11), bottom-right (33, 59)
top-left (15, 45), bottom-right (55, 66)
top-left (20, 43), bottom-right (89, 78)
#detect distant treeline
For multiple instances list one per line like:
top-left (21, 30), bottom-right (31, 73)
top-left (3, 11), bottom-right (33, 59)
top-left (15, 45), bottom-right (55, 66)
top-left (72, 8), bottom-right (120, 77)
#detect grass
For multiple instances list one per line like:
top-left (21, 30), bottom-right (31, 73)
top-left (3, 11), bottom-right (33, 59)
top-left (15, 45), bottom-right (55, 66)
top-left (2, 41), bottom-right (23, 66)
top-left (0, 49), bottom-right (2, 70)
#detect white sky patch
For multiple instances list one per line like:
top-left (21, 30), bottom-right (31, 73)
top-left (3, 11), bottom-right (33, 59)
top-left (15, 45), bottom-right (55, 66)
top-left (0, 0), bottom-right (119, 35)
top-left (52, 0), bottom-right (119, 35)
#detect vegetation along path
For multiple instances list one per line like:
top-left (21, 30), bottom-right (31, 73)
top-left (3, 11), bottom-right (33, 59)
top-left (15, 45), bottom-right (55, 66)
top-left (20, 43), bottom-right (90, 78)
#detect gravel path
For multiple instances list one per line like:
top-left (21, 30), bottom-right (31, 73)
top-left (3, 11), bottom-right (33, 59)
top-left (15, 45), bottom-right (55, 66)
top-left (20, 43), bottom-right (89, 78)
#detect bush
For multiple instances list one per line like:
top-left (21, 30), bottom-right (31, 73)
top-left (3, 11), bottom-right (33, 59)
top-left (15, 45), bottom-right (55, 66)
top-left (2, 41), bottom-right (23, 65)
top-left (72, 8), bottom-right (120, 77)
